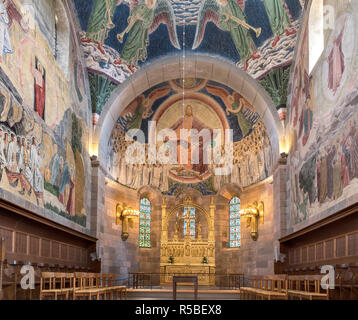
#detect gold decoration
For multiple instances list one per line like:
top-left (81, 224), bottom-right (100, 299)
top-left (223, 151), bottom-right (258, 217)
top-left (160, 197), bottom-right (216, 286)
top-left (240, 201), bottom-right (264, 241)
top-left (116, 203), bottom-right (140, 241)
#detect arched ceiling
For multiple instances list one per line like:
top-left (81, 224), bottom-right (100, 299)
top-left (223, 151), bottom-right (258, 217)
top-left (93, 55), bottom-right (284, 196)
top-left (74, 0), bottom-right (303, 120)
top-left (108, 76), bottom-right (273, 194)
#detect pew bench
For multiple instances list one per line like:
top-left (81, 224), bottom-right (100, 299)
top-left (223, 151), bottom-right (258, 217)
top-left (288, 275), bottom-right (331, 300)
top-left (241, 275), bottom-right (288, 300)
top-left (40, 272), bottom-right (74, 300)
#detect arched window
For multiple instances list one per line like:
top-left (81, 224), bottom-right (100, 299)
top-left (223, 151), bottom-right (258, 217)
top-left (229, 197), bottom-right (241, 248)
top-left (139, 198), bottom-right (151, 248)
top-left (183, 207), bottom-right (196, 239)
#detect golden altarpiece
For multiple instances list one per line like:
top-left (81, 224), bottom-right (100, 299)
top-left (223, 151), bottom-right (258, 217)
top-left (160, 196), bottom-right (215, 286)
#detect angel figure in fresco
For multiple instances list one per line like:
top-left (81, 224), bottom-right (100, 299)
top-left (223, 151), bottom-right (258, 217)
top-left (327, 19), bottom-right (346, 94)
top-left (261, 0), bottom-right (296, 47)
top-left (117, 86), bottom-right (171, 132)
top-left (206, 84), bottom-right (257, 139)
top-left (81, 0), bottom-right (121, 54)
top-left (193, 0), bottom-right (261, 71)
top-left (116, 0), bottom-right (180, 73)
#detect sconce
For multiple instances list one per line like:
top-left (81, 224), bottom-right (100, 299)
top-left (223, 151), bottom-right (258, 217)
top-left (240, 201), bottom-right (264, 241)
top-left (116, 203), bottom-right (139, 241)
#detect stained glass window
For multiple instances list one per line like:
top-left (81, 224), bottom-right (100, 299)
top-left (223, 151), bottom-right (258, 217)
top-left (229, 197), bottom-right (241, 248)
top-left (139, 198), bottom-right (151, 248)
top-left (183, 207), bottom-right (196, 239)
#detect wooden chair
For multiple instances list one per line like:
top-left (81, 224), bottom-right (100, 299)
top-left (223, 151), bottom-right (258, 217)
top-left (40, 272), bottom-right (69, 300)
top-left (288, 275), bottom-right (331, 300)
top-left (241, 275), bottom-right (288, 300)
top-left (73, 273), bottom-right (106, 300)
top-left (109, 274), bottom-right (127, 300)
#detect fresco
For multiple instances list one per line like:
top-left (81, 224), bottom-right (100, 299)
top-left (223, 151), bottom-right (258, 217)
top-left (288, 0), bottom-right (358, 224)
top-left (74, 0), bottom-right (303, 121)
top-left (0, 0), bottom-right (90, 227)
top-left (108, 78), bottom-right (273, 193)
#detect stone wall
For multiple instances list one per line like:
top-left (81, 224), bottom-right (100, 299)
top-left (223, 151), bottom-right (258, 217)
top-left (101, 178), bottom-right (275, 282)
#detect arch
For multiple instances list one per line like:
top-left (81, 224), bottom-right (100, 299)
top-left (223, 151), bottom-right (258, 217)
top-left (92, 55), bottom-right (284, 167)
top-left (137, 185), bottom-right (162, 205)
top-left (167, 203), bottom-right (210, 222)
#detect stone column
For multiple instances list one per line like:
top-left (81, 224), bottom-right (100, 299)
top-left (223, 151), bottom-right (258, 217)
top-left (273, 157), bottom-right (289, 243)
top-left (90, 156), bottom-right (106, 266)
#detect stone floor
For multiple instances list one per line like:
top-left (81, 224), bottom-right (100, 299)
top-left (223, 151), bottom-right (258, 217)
top-left (127, 287), bottom-right (241, 300)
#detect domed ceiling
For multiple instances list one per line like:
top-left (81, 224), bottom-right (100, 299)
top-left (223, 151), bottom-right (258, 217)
top-left (108, 78), bottom-right (273, 195)
top-left (74, 0), bottom-right (303, 122)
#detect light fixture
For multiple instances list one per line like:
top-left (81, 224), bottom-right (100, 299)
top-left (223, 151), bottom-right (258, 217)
top-left (240, 201), bottom-right (264, 241)
top-left (116, 204), bottom-right (140, 241)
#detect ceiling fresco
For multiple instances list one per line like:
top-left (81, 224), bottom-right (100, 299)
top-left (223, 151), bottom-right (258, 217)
top-left (108, 78), bottom-right (273, 195)
top-left (74, 0), bottom-right (303, 85)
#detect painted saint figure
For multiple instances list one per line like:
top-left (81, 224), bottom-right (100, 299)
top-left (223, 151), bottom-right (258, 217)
top-left (327, 21), bottom-right (346, 94)
top-left (32, 58), bottom-right (46, 120)
top-left (0, 0), bottom-right (13, 63)
top-left (262, 0), bottom-right (296, 47)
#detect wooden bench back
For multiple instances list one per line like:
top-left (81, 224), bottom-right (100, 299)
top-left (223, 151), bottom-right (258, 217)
top-left (305, 275), bottom-right (327, 294)
top-left (263, 275), bottom-right (288, 293)
top-left (40, 272), bottom-right (55, 291)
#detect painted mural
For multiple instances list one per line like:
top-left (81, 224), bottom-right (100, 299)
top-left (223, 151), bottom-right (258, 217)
top-left (108, 78), bottom-right (273, 194)
top-left (74, 0), bottom-right (303, 121)
top-left (0, 0), bottom-right (90, 227)
top-left (289, 0), bottom-right (358, 225)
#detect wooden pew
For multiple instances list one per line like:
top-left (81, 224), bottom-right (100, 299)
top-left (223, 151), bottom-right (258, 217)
top-left (100, 274), bottom-right (127, 300)
top-left (288, 275), bottom-right (331, 300)
top-left (40, 272), bottom-right (73, 300)
top-left (241, 275), bottom-right (288, 300)
top-left (73, 273), bottom-right (107, 300)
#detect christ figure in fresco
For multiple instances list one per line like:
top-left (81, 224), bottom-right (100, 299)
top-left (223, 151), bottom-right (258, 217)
top-left (262, 0), bottom-right (296, 47)
top-left (170, 104), bottom-right (212, 177)
top-left (32, 58), bottom-right (46, 120)
top-left (327, 20), bottom-right (346, 94)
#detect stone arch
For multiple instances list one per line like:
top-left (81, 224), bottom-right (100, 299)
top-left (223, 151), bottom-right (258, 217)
top-left (217, 183), bottom-right (243, 204)
top-left (137, 185), bottom-right (162, 206)
top-left (92, 55), bottom-right (284, 168)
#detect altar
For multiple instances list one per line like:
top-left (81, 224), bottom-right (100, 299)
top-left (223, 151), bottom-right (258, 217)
top-left (160, 196), bottom-right (216, 286)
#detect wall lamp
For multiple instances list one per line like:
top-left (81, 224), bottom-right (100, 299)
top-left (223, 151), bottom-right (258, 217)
top-left (116, 203), bottom-right (139, 241)
top-left (240, 201), bottom-right (264, 241)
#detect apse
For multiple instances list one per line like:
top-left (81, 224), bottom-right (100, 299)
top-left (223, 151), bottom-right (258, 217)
top-left (107, 77), bottom-right (274, 195)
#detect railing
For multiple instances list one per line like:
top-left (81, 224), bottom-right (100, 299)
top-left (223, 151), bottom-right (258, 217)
top-left (128, 272), bottom-right (244, 290)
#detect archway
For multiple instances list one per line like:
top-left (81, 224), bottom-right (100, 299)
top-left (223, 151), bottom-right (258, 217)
top-left (92, 55), bottom-right (284, 167)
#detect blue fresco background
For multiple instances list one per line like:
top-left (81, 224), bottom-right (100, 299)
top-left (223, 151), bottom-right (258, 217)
top-left (74, 0), bottom-right (302, 64)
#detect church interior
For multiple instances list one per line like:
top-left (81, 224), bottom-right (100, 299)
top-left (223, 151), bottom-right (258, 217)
top-left (0, 0), bottom-right (358, 301)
